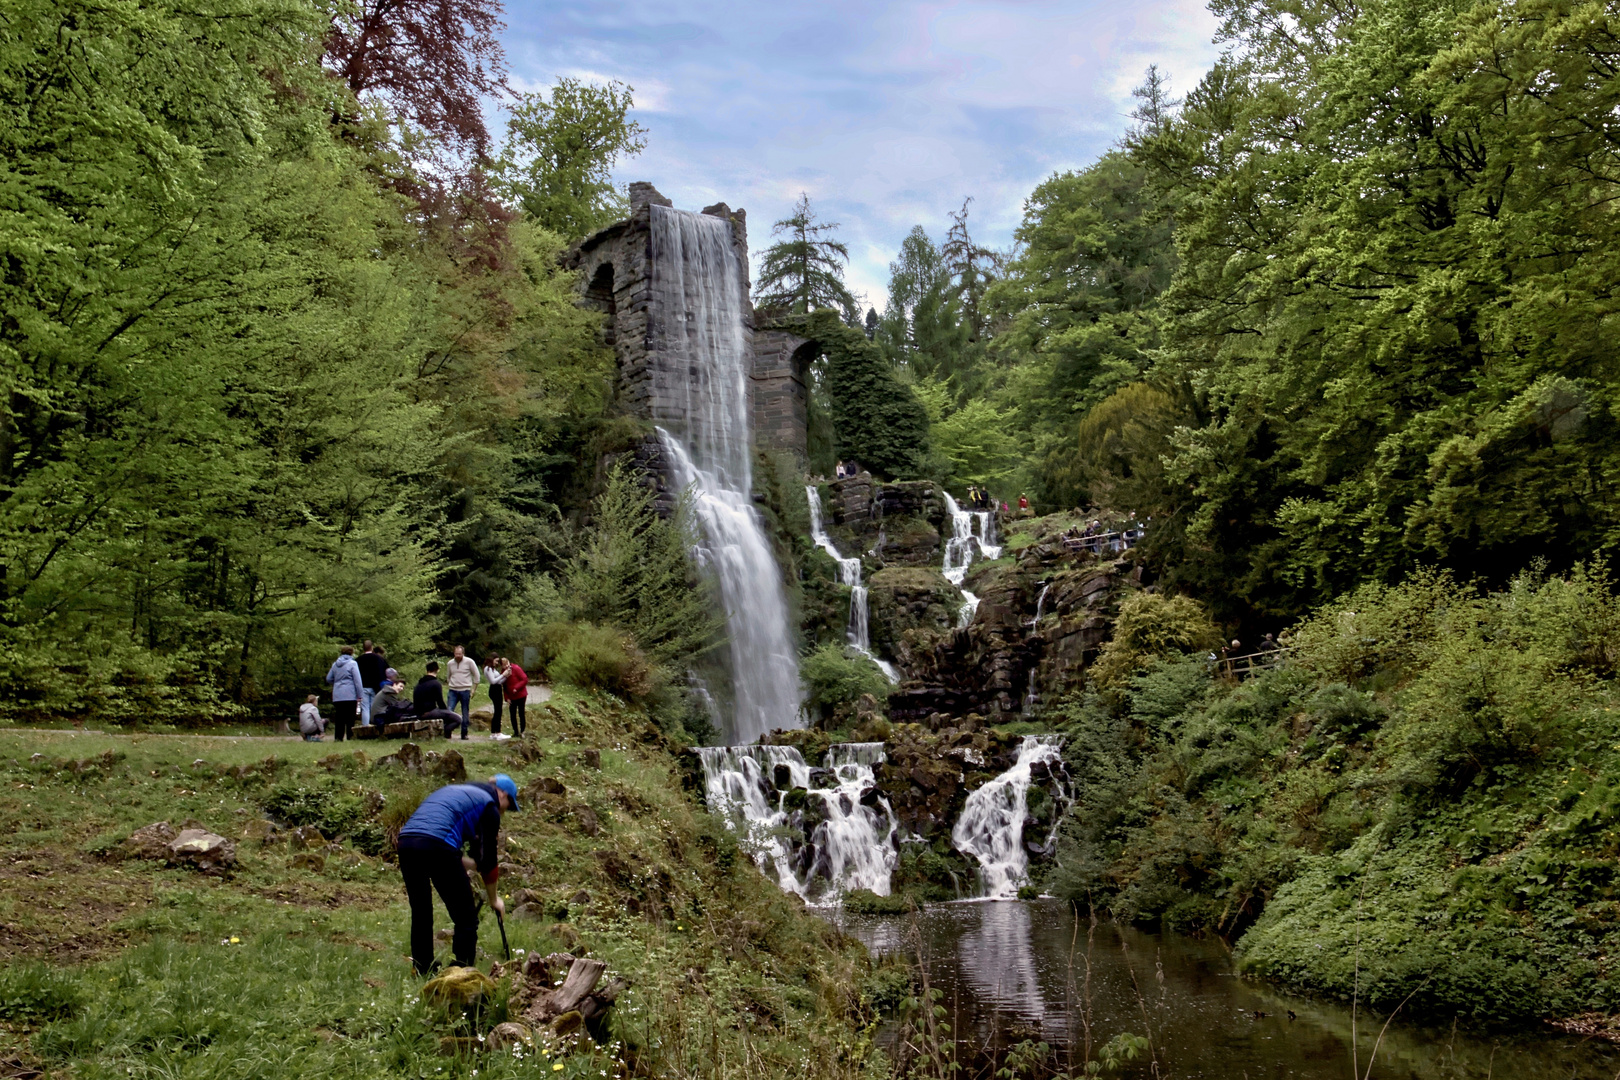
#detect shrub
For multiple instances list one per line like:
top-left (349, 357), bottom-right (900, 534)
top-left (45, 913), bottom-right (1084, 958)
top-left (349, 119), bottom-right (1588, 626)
top-left (1090, 592), bottom-right (1220, 689)
top-left (261, 779), bottom-right (367, 839)
top-left (799, 644), bottom-right (891, 722)
top-left (548, 623), bottom-right (654, 699)
top-left (841, 889), bottom-right (908, 915)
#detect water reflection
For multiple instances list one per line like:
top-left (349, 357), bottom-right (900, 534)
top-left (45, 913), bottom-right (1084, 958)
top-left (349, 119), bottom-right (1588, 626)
top-left (835, 899), bottom-right (1620, 1080)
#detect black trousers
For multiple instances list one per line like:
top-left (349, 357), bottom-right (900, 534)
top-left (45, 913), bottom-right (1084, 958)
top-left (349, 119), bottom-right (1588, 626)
top-left (332, 699), bottom-right (358, 741)
top-left (488, 688), bottom-right (504, 734)
top-left (508, 697), bottom-right (526, 736)
top-left (398, 835), bottom-right (477, 974)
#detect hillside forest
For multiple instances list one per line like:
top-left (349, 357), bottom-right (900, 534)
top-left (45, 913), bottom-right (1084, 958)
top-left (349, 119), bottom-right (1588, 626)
top-left (10, 0), bottom-right (1620, 1061)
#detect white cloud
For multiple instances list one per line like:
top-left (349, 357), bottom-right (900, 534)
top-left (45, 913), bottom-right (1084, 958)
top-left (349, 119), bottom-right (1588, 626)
top-left (500, 0), bottom-right (1221, 303)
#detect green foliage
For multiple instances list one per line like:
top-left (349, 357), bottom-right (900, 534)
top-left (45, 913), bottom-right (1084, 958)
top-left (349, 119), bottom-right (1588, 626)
top-left (985, 148), bottom-right (1175, 509)
top-left (1052, 566), bottom-right (1620, 1022)
top-left (493, 77), bottom-right (648, 238)
top-left (0, 963), bottom-right (80, 1022)
top-left (841, 889), bottom-right (909, 915)
top-left (547, 623), bottom-right (654, 700)
top-left (1089, 592), bottom-right (1221, 689)
top-left (1112, 0), bottom-right (1620, 617)
top-left (753, 194), bottom-right (859, 319)
top-left (799, 643), bottom-right (892, 722)
top-left (559, 460), bottom-right (723, 670)
top-left (914, 380), bottom-right (1023, 492)
top-left (261, 779), bottom-right (369, 839)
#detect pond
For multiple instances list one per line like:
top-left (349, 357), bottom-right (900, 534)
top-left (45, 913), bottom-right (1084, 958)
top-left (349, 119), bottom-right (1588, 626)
top-left (834, 899), bottom-right (1619, 1079)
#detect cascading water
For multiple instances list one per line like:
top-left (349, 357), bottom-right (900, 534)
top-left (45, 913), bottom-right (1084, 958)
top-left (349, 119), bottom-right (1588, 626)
top-left (952, 735), bottom-right (1067, 899)
top-left (696, 743), bottom-right (898, 903)
top-left (807, 487), bottom-right (899, 682)
top-left (650, 205), bottom-right (801, 745)
top-left (943, 493), bottom-right (1003, 626)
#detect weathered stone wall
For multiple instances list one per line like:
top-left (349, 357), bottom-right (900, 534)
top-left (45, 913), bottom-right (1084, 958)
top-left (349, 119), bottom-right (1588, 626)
top-left (565, 182), bottom-right (809, 461)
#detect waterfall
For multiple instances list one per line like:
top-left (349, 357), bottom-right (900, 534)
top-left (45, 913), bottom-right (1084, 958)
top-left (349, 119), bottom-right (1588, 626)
top-left (696, 742), bottom-right (898, 902)
top-left (952, 735), bottom-right (1066, 899)
top-left (943, 492), bottom-right (1002, 626)
top-left (807, 487), bottom-right (899, 682)
top-left (650, 205), bottom-right (801, 745)
top-left (1027, 582), bottom-right (1051, 634)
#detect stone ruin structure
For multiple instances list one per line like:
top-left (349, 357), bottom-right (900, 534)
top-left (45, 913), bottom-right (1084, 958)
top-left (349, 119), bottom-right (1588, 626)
top-left (565, 181), bottom-right (812, 459)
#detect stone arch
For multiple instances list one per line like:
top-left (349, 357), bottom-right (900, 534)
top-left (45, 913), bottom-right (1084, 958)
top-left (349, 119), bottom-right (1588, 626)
top-left (584, 263), bottom-right (617, 347)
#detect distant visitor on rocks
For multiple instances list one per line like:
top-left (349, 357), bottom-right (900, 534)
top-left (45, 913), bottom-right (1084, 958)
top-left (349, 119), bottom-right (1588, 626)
top-left (484, 654), bottom-right (507, 736)
top-left (357, 641), bottom-right (389, 727)
top-left (500, 658), bottom-right (529, 737)
top-left (397, 774), bottom-right (522, 976)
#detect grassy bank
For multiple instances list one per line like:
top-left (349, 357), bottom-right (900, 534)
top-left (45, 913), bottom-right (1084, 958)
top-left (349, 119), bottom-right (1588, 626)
top-left (0, 693), bottom-right (892, 1079)
top-left (1047, 567), bottom-right (1620, 1026)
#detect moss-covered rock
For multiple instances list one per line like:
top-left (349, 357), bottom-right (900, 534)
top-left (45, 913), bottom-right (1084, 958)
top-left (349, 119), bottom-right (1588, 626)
top-left (868, 568), bottom-right (962, 653)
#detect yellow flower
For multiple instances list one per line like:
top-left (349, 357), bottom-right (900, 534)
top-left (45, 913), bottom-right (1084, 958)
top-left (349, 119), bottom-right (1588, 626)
top-left (229, 936), bottom-right (241, 944)
top-left (553, 1065), bottom-right (565, 1073)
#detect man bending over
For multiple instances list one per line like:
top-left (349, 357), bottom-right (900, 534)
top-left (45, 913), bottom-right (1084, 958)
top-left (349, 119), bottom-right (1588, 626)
top-left (396, 774), bottom-right (521, 975)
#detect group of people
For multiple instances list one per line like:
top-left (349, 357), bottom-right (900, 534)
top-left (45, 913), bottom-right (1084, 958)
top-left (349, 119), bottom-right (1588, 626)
top-left (299, 642), bottom-right (531, 742)
top-left (833, 459), bottom-right (861, 479)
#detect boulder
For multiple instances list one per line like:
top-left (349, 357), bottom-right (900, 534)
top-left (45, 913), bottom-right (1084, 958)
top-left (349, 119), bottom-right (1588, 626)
top-left (242, 819), bottom-right (280, 845)
top-left (287, 825), bottom-right (326, 849)
top-left (485, 1021), bottom-right (533, 1052)
top-left (168, 829), bottom-right (236, 873)
top-left (572, 804), bottom-right (599, 837)
top-left (577, 748), bottom-right (601, 770)
top-left (290, 850), bottom-right (326, 872)
top-left (124, 821), bottom-right (178, 860)
top-left (423, 749), bottom-right (466, 782)
top-left (376, 742), bottom-right (423, 771)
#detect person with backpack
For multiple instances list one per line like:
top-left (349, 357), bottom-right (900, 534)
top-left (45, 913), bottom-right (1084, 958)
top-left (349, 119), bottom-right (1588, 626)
top-left (396, 774), bottom-right (521, 975)
top-left (324, 646), bottom-right (364, 742)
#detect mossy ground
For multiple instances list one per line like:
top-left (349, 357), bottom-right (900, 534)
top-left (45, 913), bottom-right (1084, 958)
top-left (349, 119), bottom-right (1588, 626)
top-left (0, 692), bottom-right (894, 1080)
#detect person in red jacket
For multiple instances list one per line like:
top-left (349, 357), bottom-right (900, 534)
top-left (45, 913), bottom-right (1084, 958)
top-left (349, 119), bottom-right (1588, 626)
top-left (501, 658), bottom-right (529, 737)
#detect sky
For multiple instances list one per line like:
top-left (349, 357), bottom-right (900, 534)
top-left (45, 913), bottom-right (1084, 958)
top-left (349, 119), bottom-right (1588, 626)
top-left (499, 1), bottom-right (1221, 309)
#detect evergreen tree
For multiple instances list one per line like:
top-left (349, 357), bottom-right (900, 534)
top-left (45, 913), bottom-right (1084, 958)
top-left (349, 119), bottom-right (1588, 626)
top-left (753, 194), bottom-right (858, 315)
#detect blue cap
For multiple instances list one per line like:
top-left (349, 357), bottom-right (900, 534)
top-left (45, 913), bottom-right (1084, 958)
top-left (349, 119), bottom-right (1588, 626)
top-left (493, 774), bottom-right (520, 811)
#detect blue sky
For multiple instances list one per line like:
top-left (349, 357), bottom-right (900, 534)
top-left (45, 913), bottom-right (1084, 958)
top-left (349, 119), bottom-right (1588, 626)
top-left (499, 1), bottom-right (1220, 308)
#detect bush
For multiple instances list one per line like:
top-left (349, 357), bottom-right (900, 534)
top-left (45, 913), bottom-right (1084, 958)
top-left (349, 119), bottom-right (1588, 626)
top-left (261, 780), bottom-right (367, 839)
top-left (800, 643), bottom-right (891, 722)
top-left (1090, 592), bottom-right (1221, 689)
top-left (547, 623), bottom-right (654, 699)
top-left (842, 889), bottom-right (909, 915)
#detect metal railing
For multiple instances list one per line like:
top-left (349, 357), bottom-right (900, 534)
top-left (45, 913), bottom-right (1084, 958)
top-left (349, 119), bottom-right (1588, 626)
top-left (1211, 646), bottom-right (1292, 678)
top-left (1062, 527), bottom-right (1146, 556)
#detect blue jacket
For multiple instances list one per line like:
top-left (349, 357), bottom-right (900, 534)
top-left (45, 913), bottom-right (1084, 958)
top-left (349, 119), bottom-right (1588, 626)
top-left (398, 782), bottom-right (502, 879)
top-left (325, 654), bottom-right (364, 702)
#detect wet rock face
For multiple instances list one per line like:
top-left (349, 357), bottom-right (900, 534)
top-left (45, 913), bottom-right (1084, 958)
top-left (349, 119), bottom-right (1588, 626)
top-left (887, 513), bottom-right (1140, 723)
top-left (819, 476), bottom-right (947, 569)
top-left (873, 723), bottom-right (1019, 840)
top-left (867, 567), bottom-right (961, 652)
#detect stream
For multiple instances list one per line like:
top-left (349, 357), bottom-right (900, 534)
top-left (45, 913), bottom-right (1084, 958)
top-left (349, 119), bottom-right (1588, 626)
top-left (835, 899), bottom-right (1619, 1079)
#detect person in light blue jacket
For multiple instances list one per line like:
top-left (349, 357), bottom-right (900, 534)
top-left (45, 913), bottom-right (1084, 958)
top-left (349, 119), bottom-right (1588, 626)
top-left (324, 645), bottom-right (364, 742)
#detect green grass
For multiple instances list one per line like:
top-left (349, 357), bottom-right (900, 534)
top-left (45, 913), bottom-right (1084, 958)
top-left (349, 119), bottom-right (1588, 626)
top-left (0, 692), bottom-right (893, 1080)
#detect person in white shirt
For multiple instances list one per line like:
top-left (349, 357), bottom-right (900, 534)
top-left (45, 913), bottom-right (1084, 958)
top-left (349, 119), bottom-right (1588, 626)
top-left (483, 655), bottom-right (507, 736)
top-left (444, 645), bottom-right (480, 740)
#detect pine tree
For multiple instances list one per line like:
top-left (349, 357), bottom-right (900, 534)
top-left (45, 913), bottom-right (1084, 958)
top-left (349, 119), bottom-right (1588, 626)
top-left (753, 194), bottom-right (858, 316)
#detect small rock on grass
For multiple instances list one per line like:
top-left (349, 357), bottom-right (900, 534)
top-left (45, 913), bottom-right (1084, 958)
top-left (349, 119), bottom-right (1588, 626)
top-left (485, 1022), bottom-right (533, 1052)
top-left (169, 829), bottom-right (237, 873)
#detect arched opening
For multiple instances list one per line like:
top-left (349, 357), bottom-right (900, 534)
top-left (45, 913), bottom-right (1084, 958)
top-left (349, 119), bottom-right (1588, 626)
top-left (585, 262), bottom-right (617, 346)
